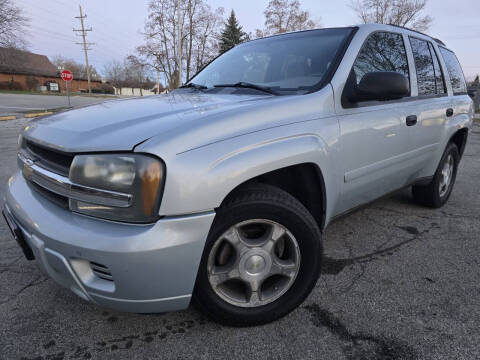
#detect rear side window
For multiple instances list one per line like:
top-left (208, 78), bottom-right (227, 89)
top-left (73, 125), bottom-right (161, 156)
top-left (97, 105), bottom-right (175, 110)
top-left (439, 48), bottom-right (467, 95)
top-left (429, 43), bottom-right (446, 94)
top-left (409, 37), bottom-right (436, 96)
top-left (352, 32), bottom-right (409, 85)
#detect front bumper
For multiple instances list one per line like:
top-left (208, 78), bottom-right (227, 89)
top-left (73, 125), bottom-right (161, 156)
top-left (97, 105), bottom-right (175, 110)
top-left (3, 172), bottom-right (215, 313)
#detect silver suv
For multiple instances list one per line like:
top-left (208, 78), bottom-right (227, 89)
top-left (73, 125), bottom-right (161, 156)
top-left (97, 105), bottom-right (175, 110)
top-left (2, 24), bottom-right (473, 325)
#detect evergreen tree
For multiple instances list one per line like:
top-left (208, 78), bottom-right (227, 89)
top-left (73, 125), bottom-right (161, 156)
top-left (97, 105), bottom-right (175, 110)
top-left (474, 75), bottom-right (480, 86)
top-left (218, 10), bottom-right (247, 54)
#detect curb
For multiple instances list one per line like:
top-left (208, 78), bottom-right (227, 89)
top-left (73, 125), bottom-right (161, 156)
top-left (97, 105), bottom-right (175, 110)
top-left (0, 115), bottom-right (16, 121)
top-left (24, 112), bottom-right (53, 118)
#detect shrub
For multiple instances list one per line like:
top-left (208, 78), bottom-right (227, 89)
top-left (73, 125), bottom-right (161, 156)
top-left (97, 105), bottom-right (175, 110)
top-left (91, 84), bottom-right (115, 94)
top-left (0, 81), bottom-right (25, 91)
top-left (25, 76), bottom-right (39, 91)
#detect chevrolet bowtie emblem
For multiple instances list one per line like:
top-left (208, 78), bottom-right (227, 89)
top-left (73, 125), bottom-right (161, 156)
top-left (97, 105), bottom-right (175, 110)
top-left (21, 156), bottom-right (35, 179)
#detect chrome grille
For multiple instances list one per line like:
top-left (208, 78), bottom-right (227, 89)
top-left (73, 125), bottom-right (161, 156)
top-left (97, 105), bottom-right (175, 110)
top-left (23, 139), bottom-right (73, 177)
top-left (18, 150), bottom-right (132, 209)
top-left (29, 182), bottom-right (69, 209)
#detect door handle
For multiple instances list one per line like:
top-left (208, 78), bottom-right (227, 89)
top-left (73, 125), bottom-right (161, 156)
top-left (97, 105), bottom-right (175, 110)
top-left (446, 108), bottom-right (454, 117)
top-left (406, 115), bottom-right (417, 126)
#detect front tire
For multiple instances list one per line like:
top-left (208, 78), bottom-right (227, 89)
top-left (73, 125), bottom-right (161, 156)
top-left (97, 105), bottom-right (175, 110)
top-left (412, 142), bottom-right (460, 208)
top-left (192, 183), bottom-right (322, 326)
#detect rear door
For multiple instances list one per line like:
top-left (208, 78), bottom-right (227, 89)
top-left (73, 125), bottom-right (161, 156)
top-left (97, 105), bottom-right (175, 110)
top-left (404, 37), bottom-right (450, 178)
top-left (438, 47), bottom-right (472, 129)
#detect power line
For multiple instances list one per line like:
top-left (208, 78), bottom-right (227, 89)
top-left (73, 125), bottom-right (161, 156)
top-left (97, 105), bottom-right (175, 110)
top-left (73, 5), bottom-right (94, 94)
top-left (18, 0), bottom-right (144, 67)
top-left (29, 26), bottom-right (75, 42)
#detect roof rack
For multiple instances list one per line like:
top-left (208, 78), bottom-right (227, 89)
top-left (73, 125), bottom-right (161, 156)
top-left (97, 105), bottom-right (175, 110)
top-left (387, 24), bottom-right (446, 46)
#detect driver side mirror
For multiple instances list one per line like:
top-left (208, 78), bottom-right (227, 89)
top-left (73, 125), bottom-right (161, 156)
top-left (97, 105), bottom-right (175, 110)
top-left (348, 71), bottom-right (410, 103)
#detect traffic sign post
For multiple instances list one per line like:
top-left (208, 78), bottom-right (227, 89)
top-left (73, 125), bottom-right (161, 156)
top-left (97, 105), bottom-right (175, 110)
top-left (61, 70), bottom-right (73, 107)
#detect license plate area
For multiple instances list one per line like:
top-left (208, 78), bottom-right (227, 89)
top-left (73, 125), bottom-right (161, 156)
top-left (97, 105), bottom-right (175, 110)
top-left (2, 209), bottom-right (35, 260)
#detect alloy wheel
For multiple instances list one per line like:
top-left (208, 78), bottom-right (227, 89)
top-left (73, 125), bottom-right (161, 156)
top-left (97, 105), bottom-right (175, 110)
top-left (439, 154), bottom-right (454, 198)
top-left (207, 219), bottom-right (301, 308)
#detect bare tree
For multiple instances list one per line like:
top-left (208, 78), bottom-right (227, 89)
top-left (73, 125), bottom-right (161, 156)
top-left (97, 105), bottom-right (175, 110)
top-left (350, 0), bottom-right (432, 32)
top-left (136, 0), bottom-right (224, 90)
top-left (0, 0), bottom-right (29, 48)
top-left (51, 56), bottom-right (101, 81)
top-left (190, 3), bottom-right (224, 75)
top-left (103, 60), bottom-right (125, 94)
top-left (257, 0), bottom-right (320, 37)
top-left (124, 56), bottom-right (149, 95)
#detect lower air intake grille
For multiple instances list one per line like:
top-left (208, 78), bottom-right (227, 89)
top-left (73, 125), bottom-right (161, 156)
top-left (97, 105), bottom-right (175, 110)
top-left (90, 261), bottom-right (114, 282)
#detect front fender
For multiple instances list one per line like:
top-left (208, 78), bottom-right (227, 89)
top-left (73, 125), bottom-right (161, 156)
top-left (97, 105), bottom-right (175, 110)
top-left (152, 119), bottom-right (339, 222)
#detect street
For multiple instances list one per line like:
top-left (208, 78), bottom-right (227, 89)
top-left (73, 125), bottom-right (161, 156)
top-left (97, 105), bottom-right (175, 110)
top-left (0, 118), bottom-right (479, 360)
top-left (0, 93), bottom-right (112, 116)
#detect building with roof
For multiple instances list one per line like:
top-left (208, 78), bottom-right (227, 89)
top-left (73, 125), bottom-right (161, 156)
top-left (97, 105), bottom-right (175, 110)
top-left (0, 47), bottom-right (101, 92)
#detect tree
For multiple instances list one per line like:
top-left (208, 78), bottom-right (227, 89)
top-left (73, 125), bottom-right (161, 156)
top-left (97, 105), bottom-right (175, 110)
top-left (104, 57), bottom-right (158, 95)
top-left (218, 10), bottom-right (247, 54)
top-left (136, 0), bottom-right (224, 90)
top-left (350, 0), bottom-right (432, 32)
top-left (258, 0), bottom-right (320, 37)
top-left (473, 75), bottom-right (480, 87)
top-left (50, 56), bottom-right (101, 81)
top-left (103, 60), bottom-right (125, 94)
top-left (124, 56), bottom-right (149, 95)
top-left (0, 0), bottom-right (29, 48)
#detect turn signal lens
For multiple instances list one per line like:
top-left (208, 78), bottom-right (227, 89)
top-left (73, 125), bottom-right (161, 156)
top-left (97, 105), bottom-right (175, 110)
top-left (141, 161), bottom-right (162, 216)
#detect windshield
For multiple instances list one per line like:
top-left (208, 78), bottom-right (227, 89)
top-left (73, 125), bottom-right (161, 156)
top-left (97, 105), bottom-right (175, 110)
top-left (188, 28), bottom-right (354, 95)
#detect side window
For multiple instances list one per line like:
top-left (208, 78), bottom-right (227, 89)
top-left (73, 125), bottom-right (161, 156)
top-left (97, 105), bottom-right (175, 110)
top-left (439, 48), bottom-right (467, 95)
top-left (409, 37), bottom-right (436, 96)
top-left (429, 43), bottom-right (446, 94)
top-left (352, 32), bottom-right (409, 85)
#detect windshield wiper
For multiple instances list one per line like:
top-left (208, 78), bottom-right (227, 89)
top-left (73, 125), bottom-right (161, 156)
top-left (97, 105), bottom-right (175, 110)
top-left (214, 82), bottom-right (277, 95)
top-left (180, 82), bottom-right (208, 90)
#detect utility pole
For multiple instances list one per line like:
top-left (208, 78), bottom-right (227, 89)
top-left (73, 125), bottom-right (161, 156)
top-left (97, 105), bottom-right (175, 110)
top-left (177, 0), bottom-right (182, 87)
top-left (74, 5), bottom-right (94, 94)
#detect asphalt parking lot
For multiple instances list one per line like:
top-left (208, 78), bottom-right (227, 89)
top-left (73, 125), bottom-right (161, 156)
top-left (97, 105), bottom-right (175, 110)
top-left (1, 118), bottom-right (479, 360)
top-left (0, 93), bottom-right (111, 116)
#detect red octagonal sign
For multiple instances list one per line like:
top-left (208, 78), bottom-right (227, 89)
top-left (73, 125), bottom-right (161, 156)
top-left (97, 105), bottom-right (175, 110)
top-left (61, 70), bottom-right (73, 82)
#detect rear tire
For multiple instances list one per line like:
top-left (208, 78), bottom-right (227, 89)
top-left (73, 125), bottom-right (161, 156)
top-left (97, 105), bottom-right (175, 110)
top-left (192, 183), bottom-right (322, 326)
top-left (412, 142), bottom-right (459, 208)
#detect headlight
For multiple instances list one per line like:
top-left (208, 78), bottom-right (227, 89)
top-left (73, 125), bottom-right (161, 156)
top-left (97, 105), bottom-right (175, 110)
top-left (69, 154), bottom-right (165, 223)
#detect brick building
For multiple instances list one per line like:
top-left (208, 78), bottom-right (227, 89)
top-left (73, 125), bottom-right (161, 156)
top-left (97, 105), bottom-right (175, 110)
top-left (0, 47), bottom-right (101, 92)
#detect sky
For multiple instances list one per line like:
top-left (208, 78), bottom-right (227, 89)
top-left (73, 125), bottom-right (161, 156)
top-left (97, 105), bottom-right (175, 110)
top-left (15, 0), bottom-right (480, 80)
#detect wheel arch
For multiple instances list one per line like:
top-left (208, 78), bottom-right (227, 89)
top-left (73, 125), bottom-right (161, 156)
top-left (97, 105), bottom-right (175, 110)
top-left (218, 162), bottom-right (327, 231)
top-left (448, 128), bottom-right (468, 157)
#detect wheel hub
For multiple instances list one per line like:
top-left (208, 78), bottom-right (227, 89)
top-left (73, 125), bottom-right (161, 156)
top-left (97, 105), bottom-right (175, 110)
top-left (239, 249), bottom-right (272, 277)
top-left (245, 255), bottom-right (265, 274)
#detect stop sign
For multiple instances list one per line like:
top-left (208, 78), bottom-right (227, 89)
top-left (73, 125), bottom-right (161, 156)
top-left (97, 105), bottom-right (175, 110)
top-left (61, 70), bottom-right (73, 82)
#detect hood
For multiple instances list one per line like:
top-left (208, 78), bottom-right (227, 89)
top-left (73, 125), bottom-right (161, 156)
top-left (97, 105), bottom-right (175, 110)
top-left (22, 92), bottom-right (273, 153)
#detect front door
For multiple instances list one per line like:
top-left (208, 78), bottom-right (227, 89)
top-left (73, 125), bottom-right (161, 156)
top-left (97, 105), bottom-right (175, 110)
top-left (334, 31), bottom-right (416, 214)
